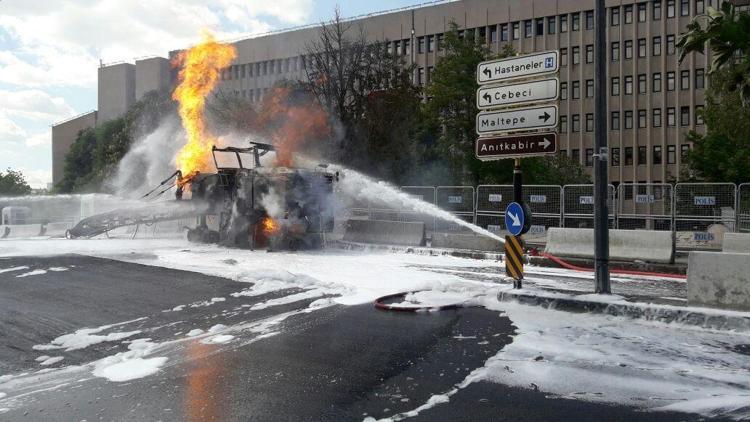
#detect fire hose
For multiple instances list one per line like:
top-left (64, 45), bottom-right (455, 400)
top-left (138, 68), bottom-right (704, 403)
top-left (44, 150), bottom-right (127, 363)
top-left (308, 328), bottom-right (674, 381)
top-left (538, 251), bottom-right (687, 280)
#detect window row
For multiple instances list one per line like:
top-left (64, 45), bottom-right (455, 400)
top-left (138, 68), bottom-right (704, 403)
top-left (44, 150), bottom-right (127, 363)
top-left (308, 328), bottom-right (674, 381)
top-left (610, 0), bottom-right (705, 25)
top-left (559, 69), bottom-right (704, 100)
top-left (559, 105), bottom-right (704, 133)
top-left (221, 57), bottom-right (307, 81)
top-left (564, 144), bottom-right (691, 167)
top-left (609, 35), bottom-right (678, 60)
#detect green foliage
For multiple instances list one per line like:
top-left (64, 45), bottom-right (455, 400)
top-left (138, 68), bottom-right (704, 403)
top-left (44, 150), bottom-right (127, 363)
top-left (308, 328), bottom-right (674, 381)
top-left (678, 2), bottom-right (750, 105)
top-left (56, 90), bottom-right (175, 193)
top-left (0, 168), bottom-right (32, 195)
top-left (682, 68), bottom-right (750, 183)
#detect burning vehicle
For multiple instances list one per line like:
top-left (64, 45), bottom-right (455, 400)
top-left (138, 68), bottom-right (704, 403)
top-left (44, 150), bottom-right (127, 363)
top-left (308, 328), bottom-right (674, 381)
top-left (68, 142), bottom-right (338, 251)
top-left (182, 142), bottom-right (337, 250)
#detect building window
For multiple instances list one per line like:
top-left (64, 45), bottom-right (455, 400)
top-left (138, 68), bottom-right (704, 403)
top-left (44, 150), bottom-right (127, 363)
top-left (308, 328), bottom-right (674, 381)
top-left (611, 41), bottom-right (620, 61)
top-left (427, 35), bottom-right (435, 52)
top-left (404, 39), bottom-right (410, 55)
top-left (572, 46), bottom-right (580, 65)
top-left (586, 79), bottom-right (594, 97)
top-left (512, 22), bottom-right (520, 39)
top-left (427, 66), bottom-right (433, 83)
top-left (611, 7), bottom-right (620, 26)
top-left (681, 144), bottom-right (691, 159)
top-left (653, 0), bottom-right (662, 20)
top-left (586, 44), bottom-right (594, 63)
top-left (572, 80), bottom-right (581, 99)
top-left (488, 27), bottom-right (497, 43)
top-left (653, 146), bottom-right (663, 164)
top-left (586, 113), bottom-right (594, 132)
top-left (625, 110), bottom-right (634, 129)
top-left (612, 147), bottom-right (621, 166)
top-left (638, 38), bottom-right (647, 57)
top-left (653, 108), bottom-right (663, 127)
top-left (667, 0), bottom-right (675, 18)
top-left (625, 147), bottom-right (634, 165)
top-left (639, 109), bottom-right (648, 128)
top-left (666, 71), bottom-right (675, 91)
top-left (624, 40), bottom-right (633, 59)
top-left (535, 18), bottom-right (544, 36)
top-left (561, 48), bottom-right (568, 66)
top-left (696, 105), bottom-right (705, 125)
top-left (572, 12), bottom-right (580, 31)
top-left (624, 4), bottom-right (634, 23)
top-left (611, 111), bottom-right (621, 130)
top-left (624, 75), bottom-right (634, 95)
top-left (560, 115), bottom-right (568, 132)
top-left (417, 37), bottom-right (425, 54)
top-left (572, 149), bottom-right (580, 163)
top-left (500, 24), bottom-right (508, 41)
top-left (586, 148), bottom-right (594, 166)
top-left (586, 10), bottom-right (594, 29)
top-left (653, 36), bottom-right (662, 56)
top-left (572, 114), bottom-right (580, 132)
top-left (418, 67), bottom-right (425, 85)
top-left (524, 20), bottom-right (533, 37)
top-left (653, 72), bottom-right (662, 92)
top-left (696, 0), bottom-right (705, 15)
top-left (548, 16), bottom-right (557, 34)
top-left (638, 2), bottom-right (647, 21)
top-left (680, 106), bottom-right (690, 126)
top-left (478, 27), bottom-right (487, 43)
top-left (667, 107), bottom-right (676, 126)
top-left (695, 68), bottom-right (705, 89)
top-left (560, 15), bottom-right (568, 33)
top-left (680, 70), bottom-right (690, 90)
top-left (680, 0), bottom-right (689, 16)
top-left (638, 74), bottom-right (647, 94)
top-left (638, 146), bottom-right (647, 165)
top-left (611, 77), bottom-right (620, 96)
top-left (561, 82), bottom-right (568, 100)
top-left (666, 34), bottom-right (675, 55)
top-left (667, 145), bottom-right (676, 164)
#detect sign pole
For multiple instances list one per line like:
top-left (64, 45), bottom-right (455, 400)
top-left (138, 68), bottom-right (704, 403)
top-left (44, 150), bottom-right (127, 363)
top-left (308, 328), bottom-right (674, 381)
top-left (594, 0), bottom-right (611, 294)
top-left (513, 158), bottom-right (523, 289)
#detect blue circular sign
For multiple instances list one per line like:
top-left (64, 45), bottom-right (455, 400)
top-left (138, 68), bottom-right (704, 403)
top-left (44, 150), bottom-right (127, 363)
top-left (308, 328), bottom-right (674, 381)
top-left (505, 202), bottom-right (525, 236)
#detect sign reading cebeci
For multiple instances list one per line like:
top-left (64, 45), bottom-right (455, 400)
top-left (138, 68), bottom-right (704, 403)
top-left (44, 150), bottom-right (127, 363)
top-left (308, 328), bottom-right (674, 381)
top-left (477, 51), bottom-right (559, 85)
top-left (477, 78), bottom-right (559, 109)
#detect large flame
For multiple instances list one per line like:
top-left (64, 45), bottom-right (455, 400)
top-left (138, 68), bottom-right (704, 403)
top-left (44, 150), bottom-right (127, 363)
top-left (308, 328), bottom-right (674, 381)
top-left (259, 86), bottom-right (330, 167)
top-left (172, 30), bottom-right (236, 177)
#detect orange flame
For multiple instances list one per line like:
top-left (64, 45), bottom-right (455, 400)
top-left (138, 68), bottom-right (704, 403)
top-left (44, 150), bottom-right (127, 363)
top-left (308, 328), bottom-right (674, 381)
top-left (259, 86), bottom-right (330, 167)
top-left (172, 30), bottom-right (236, 176)
top-left (262, 216), bottom-right (280, 235)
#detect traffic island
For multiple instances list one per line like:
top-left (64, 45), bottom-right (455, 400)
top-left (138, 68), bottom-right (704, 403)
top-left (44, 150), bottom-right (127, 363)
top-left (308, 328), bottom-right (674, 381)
top-left (496, 287), bottom-right (750, 332)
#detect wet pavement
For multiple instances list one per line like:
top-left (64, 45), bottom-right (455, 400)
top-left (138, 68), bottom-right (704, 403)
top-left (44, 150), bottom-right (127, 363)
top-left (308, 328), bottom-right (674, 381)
top-left (0, 255), bottom-right (711, 421)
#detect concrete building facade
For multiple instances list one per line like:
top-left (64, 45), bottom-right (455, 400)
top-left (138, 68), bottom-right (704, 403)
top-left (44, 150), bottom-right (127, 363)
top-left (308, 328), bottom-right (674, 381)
top-left (51, 111), bottom-right (97, 184)
top-left (135, 57), bottom-right (172, 101)
top-left (54, 0), bottom-right (725, 186)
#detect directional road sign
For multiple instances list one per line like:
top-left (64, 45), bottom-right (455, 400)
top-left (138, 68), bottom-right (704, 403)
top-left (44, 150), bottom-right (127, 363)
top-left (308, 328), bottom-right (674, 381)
top-left (477, 51), bottom-right (559, 85)
top-left (477, 77), bottom-right (559, 110)
top-left (505, 202), bottom-right (526, 236)
top-left (476, 105), bottom-right (558, 135)
top-left (475, 132), bottom-right (557, 160)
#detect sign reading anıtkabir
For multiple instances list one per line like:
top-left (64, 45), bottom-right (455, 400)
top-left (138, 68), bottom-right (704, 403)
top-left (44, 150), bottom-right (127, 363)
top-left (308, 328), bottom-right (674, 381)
top-left (477, 51), bottom-right (559, 85)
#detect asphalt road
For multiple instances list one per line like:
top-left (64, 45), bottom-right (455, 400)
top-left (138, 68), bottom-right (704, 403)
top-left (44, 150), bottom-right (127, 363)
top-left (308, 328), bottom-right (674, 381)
top-left (0, 255), bottom-right (714, 421)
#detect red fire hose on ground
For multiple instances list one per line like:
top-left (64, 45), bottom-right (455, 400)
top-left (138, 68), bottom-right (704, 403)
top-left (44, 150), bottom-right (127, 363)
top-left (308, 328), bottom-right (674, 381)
top-left (538, 251), bottom-right (687, 280)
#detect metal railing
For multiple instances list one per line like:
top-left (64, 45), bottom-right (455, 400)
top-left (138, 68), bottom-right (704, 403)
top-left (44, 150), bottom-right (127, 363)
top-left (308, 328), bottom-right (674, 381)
top-left (674, 183), bottom-right (736, 250)
top-left (435, 186), bottom-right (475, 233)
top-left (562, 184), bottom-right (616, 229)
top-left (739, 183), bottom-right (750, 233)
top-left (617, 183), bottom-right (673, 231)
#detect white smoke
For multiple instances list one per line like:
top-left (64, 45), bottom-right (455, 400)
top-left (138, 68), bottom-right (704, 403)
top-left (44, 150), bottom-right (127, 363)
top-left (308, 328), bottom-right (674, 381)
top-left (260, 187), bottom-right (284, 219)
top-left (108, 117), bottom-right (183, 198)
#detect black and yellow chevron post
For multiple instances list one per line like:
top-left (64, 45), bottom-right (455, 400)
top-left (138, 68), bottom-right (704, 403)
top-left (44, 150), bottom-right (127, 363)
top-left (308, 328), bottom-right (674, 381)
top-left (504, 235), bottom-right (525, 288)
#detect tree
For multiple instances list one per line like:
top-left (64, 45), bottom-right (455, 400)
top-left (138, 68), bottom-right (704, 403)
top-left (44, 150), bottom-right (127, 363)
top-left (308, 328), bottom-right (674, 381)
top-left (678, 2), bottom-right (750, 105)
top-left (56, 90), bottom-right (176, 193)
top-left (0, 168), bottom-right (32, 196)
top-left (424, 22), bottom-right (529, 186)
top-left (681, 68), bottom-right (750, 183)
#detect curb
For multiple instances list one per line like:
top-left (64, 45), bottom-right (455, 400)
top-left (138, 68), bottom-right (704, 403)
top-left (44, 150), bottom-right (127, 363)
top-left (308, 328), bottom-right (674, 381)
top-left (329, 240), bottom-right (502, 261)
top-left (497, 289), bottom-right (750, 332)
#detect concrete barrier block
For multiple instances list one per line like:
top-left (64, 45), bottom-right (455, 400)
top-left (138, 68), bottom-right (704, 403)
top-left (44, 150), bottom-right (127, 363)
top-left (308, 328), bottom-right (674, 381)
top-left (722, 232), bottom-right (750, 253)
top-left (431, 233), bottom-right (502, 252)
top-left (42, 222), bottom-right (73, 237)
top-left (688, 251), bottom-right (750, 311)
top-left (544, 228), bottom-right (673, 264)
top-left (343, 219), bottom-right (425, 247)
top-left (6, 224), bottom-right (43, 238)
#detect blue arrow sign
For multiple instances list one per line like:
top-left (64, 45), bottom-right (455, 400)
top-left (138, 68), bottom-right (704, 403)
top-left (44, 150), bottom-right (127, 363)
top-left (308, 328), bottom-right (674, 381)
top-left (505, 202), bottom-right (525, 236)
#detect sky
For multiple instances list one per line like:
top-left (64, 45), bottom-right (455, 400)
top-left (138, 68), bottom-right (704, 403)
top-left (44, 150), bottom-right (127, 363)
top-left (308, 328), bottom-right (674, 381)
top-left (0, 0), bottom-right (431, 189)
